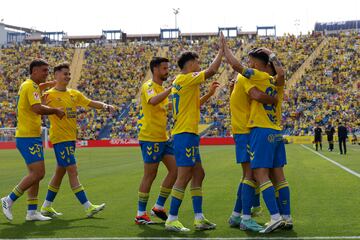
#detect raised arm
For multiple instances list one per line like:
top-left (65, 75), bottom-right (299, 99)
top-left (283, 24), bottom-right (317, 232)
top-left (221, 33), bottom-right (245, 74)
top-left (200, 81), bottom-right (220, 105)
top-left (204, 36), bottom-right (224, 79)
top-left (39, 80), bottom-right (56, 92)
top-left (258, 48), bottom-right (285, 86)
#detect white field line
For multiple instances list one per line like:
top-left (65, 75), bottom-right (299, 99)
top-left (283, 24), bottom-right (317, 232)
top-left (301, 144), bottom-right (360, 178)
top-left (3, 237), bottom-right (360, 240)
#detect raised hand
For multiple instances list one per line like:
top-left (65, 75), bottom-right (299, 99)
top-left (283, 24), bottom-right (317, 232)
top-left (219, 32), bottom-right (226, 52)
top-left (209, 81), bottom-right (220, 96)
top-left (257, 47), bottom-right (272, 56)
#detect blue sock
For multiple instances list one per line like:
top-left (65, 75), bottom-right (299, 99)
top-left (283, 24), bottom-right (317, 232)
top-left (8, 185), bottom-right (23, 202)
top-left (253, 188), bottom-right (260, 207)
top-left (138, 192), bottom-right (149, 213)
top-left (242, 179), bottom-right (256, 215)
top-left (27, 198), bottom-right (38, 211)
top-left (233, 182), bottom-right (243, 213)
top-left (190, 187), bottom-right (203, 214)
top-left (45, 185), bottom-right (59, 202)
top-left (156, 186), bottom-right (171, 207)
top-left (275, 191), bottom-right (283, 214)
top-left (276, 181), bottom-right (291, 215)
top-left (260, 181), bottom-right (279, 215)
top-left (72, 185), bottom-right (88, 204)
top-left (169, 188), bottom-right (184, 216)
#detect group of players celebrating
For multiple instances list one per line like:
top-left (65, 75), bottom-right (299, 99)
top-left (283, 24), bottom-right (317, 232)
top-left (1, 33), bottom-right (292, 234)
top-left (135, 33), bottom-right (292, 233)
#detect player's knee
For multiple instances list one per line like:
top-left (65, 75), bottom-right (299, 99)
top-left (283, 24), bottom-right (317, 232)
top-left (193, 167), bottom-right (205, 181)
top-left (144, 170), bottom-right (157, 182)
top-left (253, 170), bottom-right (267, 183)
top-left (168, 168), bottom-right (177, 180)
top-left (31, 169), bottom-right (45, 181)
top-left (67, 167), bottom-right (78, 178)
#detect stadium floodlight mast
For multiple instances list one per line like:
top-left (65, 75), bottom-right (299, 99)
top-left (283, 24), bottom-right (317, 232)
top-left (294, 19), bottom-right (300, 35)
top-left (173, 8), bottom-right (180, 29)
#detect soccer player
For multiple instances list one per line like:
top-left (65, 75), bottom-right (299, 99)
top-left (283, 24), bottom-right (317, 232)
top-left (1, 59), bottom-right (65, 221)
top-left (135, 57), bottom-right (177, 224)
top-left (314, 124), bottom-right (323, 151)
top-left (164, 42), bottom-right (222, 232)
top-left (39, 62), bottom-right (114, 218)
top-left (325, 121), bottom-right (335, 151)
top-left (222, 36), bottom-right (278, 232)
top-left (224, 43), bottom-right (292, 233)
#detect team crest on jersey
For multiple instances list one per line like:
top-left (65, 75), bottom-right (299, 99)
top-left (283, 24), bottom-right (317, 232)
top-left (33, 92), bottom-right (40, 101)
top-left (192, 72), bottom-right (200, 77)
top-left (147, 89), bottom-right (155, 96)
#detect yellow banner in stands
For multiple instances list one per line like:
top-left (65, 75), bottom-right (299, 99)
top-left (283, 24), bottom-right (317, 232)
top-left (284, 136), bottom-right (356, 144)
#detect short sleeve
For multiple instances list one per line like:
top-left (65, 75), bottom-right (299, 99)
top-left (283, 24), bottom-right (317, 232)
top-left (242, 68), bottom-right (269, 81)
top-left (26, 84), bottom-right (41, 106)
top-left (143, 82), bottom-right (157, 103)
top-left (75, 91), bottom-right (91, 107)
top-left (242, 78), bottom-right (256, 94)
top-left (188, 71), bottom-right (205, 86)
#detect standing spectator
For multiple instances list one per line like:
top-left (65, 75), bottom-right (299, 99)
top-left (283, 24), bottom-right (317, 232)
top-left (325, 121), bottom-right (335, 151)
top-left (314, 124), bottom-right (322, 151)
top-left (338, 122), bottom-right (348, 155)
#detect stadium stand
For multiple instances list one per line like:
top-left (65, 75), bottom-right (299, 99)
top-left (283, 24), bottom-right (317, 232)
top-left (0, 31), bottom-right (359, 140)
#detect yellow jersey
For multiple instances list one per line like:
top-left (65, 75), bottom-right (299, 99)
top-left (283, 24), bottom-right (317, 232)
top-left (230, 74), bottom-right (252, 134)
top-left (44, 88), bottom-right (91, 144)
top-left (15, 79), bottom-right (42, 137)
top-left (275, 85), bottom-right (284, 128)
top-left (138, 79), bottom-right (169, 142)
top-left (171, 71), bottom-right (205, 135)
top-left (242, 68), bottom-right (281, 130)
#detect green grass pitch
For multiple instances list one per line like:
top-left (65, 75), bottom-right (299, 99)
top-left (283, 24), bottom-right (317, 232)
top-left (0, 144), bottom-right (359, 238)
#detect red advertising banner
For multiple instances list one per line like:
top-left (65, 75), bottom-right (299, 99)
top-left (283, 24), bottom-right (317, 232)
top-left (0, 138), bottom-right (235, 150)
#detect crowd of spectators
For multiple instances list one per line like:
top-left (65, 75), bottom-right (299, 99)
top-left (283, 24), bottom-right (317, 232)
top-left (0, 32), bottom-right (358, 141)
top-left (0, 44), bottom-right (73, 136)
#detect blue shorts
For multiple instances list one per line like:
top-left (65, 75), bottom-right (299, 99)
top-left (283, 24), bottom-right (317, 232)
top-left (249, 128), bottom-right (287, 169)
top-left (139, 140), bottom-right (174, 164)
top-left (53, 141), bottom-right (76, 167)
top-left (16, 137), bottom-right (44, 165)
top-left (173, 133), bottom-right (201, 167)
top-left (234, 134), bottom-right (250, 164)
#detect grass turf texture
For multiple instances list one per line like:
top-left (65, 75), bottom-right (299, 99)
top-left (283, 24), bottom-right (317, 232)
top-left (0, 144), bottom-right (359, 238)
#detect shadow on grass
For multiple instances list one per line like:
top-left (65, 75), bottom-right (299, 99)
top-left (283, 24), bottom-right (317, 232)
top-left (0, 217), bottom-right (109, 238)
top-left (136, 223), bottom-right (210, 238)
top-left (243, 228), bottom-right (298, 238)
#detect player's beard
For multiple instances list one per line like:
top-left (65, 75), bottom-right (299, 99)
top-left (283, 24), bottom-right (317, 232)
top-left (160, 75), bottom-right (168, 81)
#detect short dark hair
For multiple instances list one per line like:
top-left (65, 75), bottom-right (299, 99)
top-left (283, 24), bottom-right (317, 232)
top-left (248, 48), bottom-right (269, 65)
top-left (54, 62), bottom-right (70, 73)
top-left (149, 57), bottom-right (169, 73)
top-left (29, 59), bottom-right (49, 74)
top-left (177, 51), bottom-right (199, 70)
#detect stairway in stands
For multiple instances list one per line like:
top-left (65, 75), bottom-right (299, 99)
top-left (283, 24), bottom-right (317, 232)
top-left (98, 46), bottom-right (165, 139)
top-left (286, 37), bottom-right (328, 90)
top-left (69, 48), bottom-right (86, 89)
